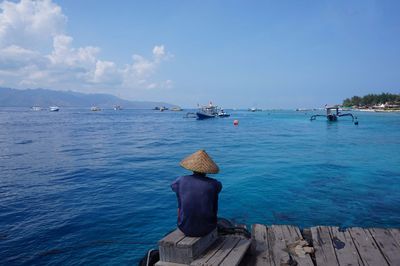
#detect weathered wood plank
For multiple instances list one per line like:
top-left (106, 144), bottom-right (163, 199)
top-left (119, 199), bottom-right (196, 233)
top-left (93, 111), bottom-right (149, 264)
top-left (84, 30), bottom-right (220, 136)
top-left (282, 225), bottom-right (302, 241)
top-left (220, 238), bottom-right (251, 266)
top-left (159, 229), bottom-right (186, 246)
top-left (311, 226), bottom-right (339, 266)
top-left (155, 261), bottom-right (187, 266)
top-left (268, 225), bottom-right (292, 266)
top-left (369, 228), bottom-right (400, 265)
top-left (249, 224), bottom-right (273, 266)
top-left (329, 227), bottom-right (363, 266)
top-left (177, 228), bottom-right (218, 259)
top-left (159, 229), bottom-right (186, 262)
top-left (206, 236), bottom-right (241, 265)
top-left (177, 236), bottom-right (200, 247)
top-left (389, 228), bottom-right (400, 247)
top-left (349, 227), bottom-right (388, 266)
top-left (281, 225), bottom-right (314, 266)
top-left (190, 237), bottom-right (225, 266)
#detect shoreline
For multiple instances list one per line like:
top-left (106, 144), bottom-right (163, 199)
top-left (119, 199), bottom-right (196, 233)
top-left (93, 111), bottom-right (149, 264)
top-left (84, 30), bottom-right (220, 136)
top-left (353, 108), bottom-right (400, 112)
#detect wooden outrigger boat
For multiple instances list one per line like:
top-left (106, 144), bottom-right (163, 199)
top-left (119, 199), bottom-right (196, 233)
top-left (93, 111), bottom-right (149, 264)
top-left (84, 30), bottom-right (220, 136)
top-left (310, 106), bottom-right (358, 124)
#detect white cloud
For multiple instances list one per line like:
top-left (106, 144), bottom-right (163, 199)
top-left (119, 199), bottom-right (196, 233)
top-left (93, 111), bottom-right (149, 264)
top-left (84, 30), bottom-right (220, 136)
top-left (153, 45), bottom-right (165, 57)
top-left (92, 60), bottom-right (120, 84)
top-left (0, 0), bottom-right (173, 95)
top-left (145, 79), bottom-right (173, 90)
top-left (48, 34), bottom-right (99, 68)
top-left (0, 0), bottom-right (67, 49)
top-left (0, 45), bottom-right (43, 69)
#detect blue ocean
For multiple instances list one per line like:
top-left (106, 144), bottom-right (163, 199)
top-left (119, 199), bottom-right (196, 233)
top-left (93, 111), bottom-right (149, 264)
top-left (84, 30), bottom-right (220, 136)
top-left (1, 108), bottom-right (399, 265)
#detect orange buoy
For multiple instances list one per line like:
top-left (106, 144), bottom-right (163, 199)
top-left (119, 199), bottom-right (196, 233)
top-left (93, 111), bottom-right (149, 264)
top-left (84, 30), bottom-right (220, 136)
top-left (233, 119), bottom-right (239, 126)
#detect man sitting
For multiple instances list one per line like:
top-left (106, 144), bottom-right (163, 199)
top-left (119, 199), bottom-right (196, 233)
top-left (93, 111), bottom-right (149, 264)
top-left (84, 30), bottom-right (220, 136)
top-left (171, 150), bottom-right (222, 237)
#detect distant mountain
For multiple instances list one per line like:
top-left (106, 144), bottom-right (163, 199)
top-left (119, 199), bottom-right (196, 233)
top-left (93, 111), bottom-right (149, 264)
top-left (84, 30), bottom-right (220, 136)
top-left (0, 87), bottom-right (175, 108)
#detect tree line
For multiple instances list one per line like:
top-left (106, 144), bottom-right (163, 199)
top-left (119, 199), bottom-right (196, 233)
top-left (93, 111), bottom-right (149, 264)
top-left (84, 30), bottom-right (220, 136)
top-left (343, 93), bottom-right (400, 107)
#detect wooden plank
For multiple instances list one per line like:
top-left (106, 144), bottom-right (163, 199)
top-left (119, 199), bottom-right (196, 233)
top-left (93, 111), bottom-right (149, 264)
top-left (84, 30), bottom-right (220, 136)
top-left (369, 228), bottom-right (400, 265)
top-left (159, 229), bottom-right (186, 246)
top-left (177, 236), bottom-right (200, 247)
top-left (155, 262), bottom-right (187, 266)
top-left (251, 224), bottom-right (273, 266)
top-left (205, 236), bottom-right (241, 265)
top-left (177, 228), bottom-right (218, 259)
top-left (159, 229), bottom-right (186, 262)
top-left (349, 227), bottom-right (388, 266)
top-left (281, 225), bottom-right (314, 266)
top-left (268, 225), bottom-right (292, 266)
top-left (282, 225), bottom-right (302, 241)
top-left (190, 237), bottom-right (225, 266)
top-left (329, 227), bottom-right (363, 266)
top-left (311, 226), bottom-right (339, 266)
top-left (389, 228), bottom-right (400, 246)
top-left (220, 238), bottom-right (251, 266)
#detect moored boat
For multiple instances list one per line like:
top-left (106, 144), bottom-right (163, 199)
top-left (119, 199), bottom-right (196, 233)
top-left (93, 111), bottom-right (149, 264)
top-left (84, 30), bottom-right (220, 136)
top-left (31, 106), bottom-right (42, 111)
top-left (249, 107), bottom-right (262, 112)
top-left (49, 106), bottom-right (59, 112)
top-left (170, 106), bottom-right (183, 111)
top-left (91, 106), bottom-right (101, 111)
top-left (196, 102), bottom-right (224, 119)
top-left (218, 109), bottom-right (230, 117)
top-left (310, 105), bottom-right (357, 124)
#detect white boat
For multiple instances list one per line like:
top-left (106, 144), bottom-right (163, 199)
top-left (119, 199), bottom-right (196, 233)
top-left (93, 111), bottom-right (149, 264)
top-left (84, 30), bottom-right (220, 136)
top-left (31, 106), bottom-right (42, 111)
top-left (91, 106), bottom-right (101, 111)
top-left (218, 109), bottom-right (230, 117)
top-left (170, 106), bottom-right (183, 111)
top-left (49, 106), bottom-right (59, 112)
top-left (113, 105), bottom-right (122, 110)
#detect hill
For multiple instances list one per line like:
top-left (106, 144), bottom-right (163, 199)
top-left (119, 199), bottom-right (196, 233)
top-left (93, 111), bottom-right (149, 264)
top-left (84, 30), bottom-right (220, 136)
top-left (0, 87), bottom-right (174, 109)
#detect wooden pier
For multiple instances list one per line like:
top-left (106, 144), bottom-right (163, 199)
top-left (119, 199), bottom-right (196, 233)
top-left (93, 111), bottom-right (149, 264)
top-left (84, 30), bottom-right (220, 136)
top-left (155, 224), bottom-right (400, 266)
top-left (247, 224), bottom-right (400, 266)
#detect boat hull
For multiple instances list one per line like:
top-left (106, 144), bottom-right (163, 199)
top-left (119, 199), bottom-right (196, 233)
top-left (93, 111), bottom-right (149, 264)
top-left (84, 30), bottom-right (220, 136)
top-left (196, 111), bottom-right (215, 120)
top-left (327, 114), bottom-right (337, 121)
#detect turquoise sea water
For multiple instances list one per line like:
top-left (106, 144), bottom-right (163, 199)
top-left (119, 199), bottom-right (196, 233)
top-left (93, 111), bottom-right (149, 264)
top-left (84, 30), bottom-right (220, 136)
top-left (0, 108), bottom-right (399, 265)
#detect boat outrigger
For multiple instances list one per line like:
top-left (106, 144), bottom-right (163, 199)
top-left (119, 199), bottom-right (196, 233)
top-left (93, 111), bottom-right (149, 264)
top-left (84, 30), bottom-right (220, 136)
top-left (310, 106), bottom-right (358, 124)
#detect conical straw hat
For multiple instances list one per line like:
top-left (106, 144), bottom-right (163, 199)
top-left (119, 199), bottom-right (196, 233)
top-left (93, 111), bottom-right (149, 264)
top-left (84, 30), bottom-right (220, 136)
top-left (180, 150), bottom-right (219, 174)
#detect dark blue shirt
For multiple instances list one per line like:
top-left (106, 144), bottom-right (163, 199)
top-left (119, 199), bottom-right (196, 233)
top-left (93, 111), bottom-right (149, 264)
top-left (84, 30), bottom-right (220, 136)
top-left (171, 174), bottom-right (222, 237)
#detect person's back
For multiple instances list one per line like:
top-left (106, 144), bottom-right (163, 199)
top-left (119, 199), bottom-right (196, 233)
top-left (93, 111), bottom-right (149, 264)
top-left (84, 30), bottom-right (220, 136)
top-left (171, 150), bottom-right (222, 237)
top-left (172, 173), bottom-right (222, 237)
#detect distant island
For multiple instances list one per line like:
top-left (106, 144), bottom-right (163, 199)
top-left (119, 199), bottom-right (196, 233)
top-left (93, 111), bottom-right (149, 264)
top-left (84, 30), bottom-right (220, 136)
top-left (0, 87), bottom-right (175, 109)
top-left (343, 93), bottom-right (400, 111)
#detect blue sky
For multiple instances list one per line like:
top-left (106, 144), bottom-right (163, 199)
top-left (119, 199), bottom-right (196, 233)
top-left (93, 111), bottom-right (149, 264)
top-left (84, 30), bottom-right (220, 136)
top-left (0, 0), bottom-right (399, 108)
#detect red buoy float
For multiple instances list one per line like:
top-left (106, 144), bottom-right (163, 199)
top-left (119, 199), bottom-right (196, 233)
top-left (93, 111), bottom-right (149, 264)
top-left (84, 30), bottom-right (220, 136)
top-left (233, 119), bottom-right (239, 126)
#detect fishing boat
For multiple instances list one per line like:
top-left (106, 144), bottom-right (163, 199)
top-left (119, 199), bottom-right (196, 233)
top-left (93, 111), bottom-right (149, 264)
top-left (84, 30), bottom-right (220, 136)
top-left (196, 102), bottom-right (231, 119)
top-left (113, 105), bottom-right (122, 110)
top-left (91, 106), bottom-right (101, 111)
top-left (49, 106), bottom-right (59, 112)
top-left (310, 105), bottom-right (357, 124)
top-left (196, 102), bottom-right (219, 119)
top-left (218, 109), bottom-right (230, 117)
top-left (170, 106), bottom-right (183, 111)
top-left (31, 106), bottom-right (41, 111)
